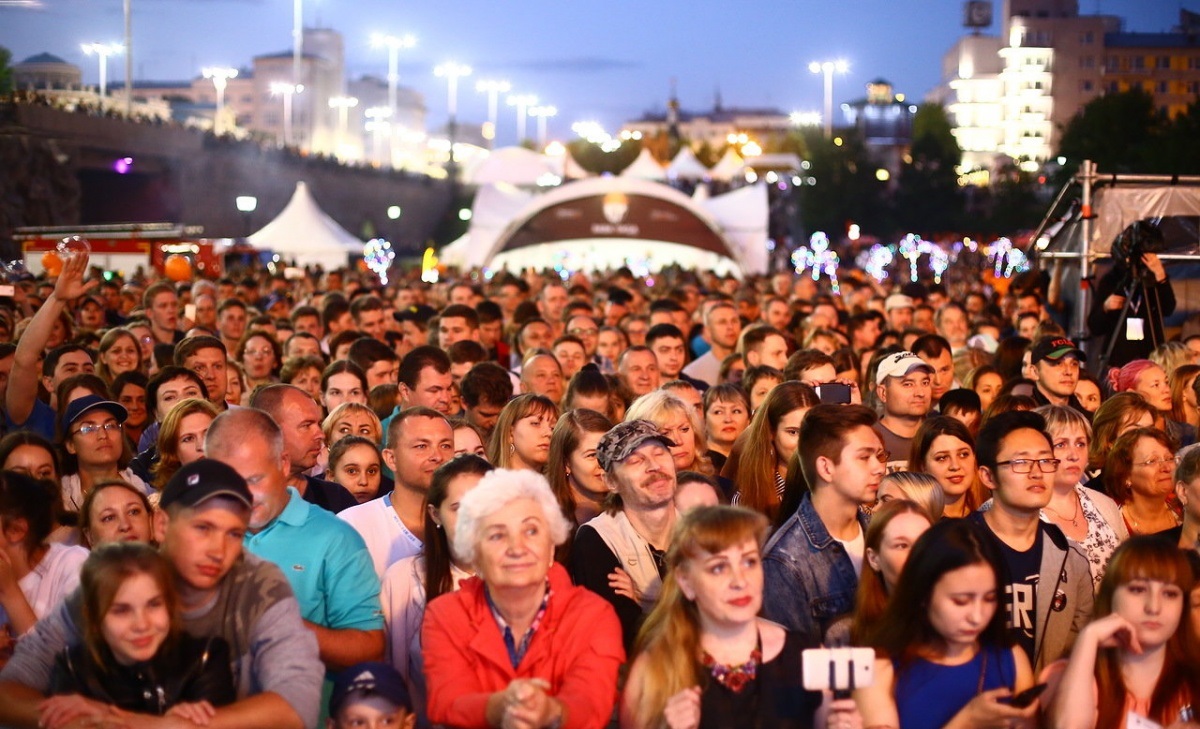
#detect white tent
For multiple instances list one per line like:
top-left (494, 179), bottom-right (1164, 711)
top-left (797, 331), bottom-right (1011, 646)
top-left (666, 146), bottom-right (710, 180)
top-left (709, 149), bottom-right (746, 182)
top-left (620, 148), bottom-right (667, 180)
top-left (443, 177), bottom-right (768, 276)
top-left (247, 182), bottom-right (362, 270)
top-left (465, 146), bottom-right (559, 186)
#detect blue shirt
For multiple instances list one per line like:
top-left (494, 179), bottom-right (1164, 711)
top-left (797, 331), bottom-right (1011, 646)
top-left (244, 487), bottom-right (383, 631)
top-left (5, 398), bottom-right (57, 441)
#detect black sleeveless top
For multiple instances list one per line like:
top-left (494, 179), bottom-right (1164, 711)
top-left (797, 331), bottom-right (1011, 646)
top-left (699, 629), bottom-right (823, 729)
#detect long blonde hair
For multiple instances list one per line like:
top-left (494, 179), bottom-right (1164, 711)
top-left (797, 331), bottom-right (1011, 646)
top-left (628, 506), bottom-right (769, 728)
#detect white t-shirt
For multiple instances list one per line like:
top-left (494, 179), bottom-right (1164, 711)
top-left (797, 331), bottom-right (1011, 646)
top-left (836, 527), bottom-right (866, 578)
top-left (338, 492), bottom-right (423, 578)
top-left (0, 543), bottom-right (89, 635)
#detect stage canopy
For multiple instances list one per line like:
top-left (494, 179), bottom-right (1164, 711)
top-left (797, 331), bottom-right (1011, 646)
top-left (247, 182), bottom-right (362, 270)
top-left (465, 146), bottom-right (560, 186)
top-left (441, 176), bottom-right (768, 276)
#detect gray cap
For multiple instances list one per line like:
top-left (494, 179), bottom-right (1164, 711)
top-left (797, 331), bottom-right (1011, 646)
top-left (596, 420), bottom-right (676, 472)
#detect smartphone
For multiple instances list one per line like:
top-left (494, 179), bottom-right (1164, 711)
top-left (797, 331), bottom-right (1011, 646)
top-left (184, 303), bottom-right (197, 321)
top-left (1004, 683), bottom-right (1047, 709)
top-left (814, 382), bottom-right (852, 405)
top-left (801, 647), bottom-right (874, 698)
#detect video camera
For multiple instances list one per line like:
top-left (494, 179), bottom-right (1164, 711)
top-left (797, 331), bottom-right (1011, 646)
top-left (1110, 220), bottom-right (1166, 279)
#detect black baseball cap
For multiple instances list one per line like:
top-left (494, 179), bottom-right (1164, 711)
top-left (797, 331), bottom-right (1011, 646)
top-left (159, 458), bottom-right (252, 510)
top-left (1030, 336), bottom-right (1085, 365)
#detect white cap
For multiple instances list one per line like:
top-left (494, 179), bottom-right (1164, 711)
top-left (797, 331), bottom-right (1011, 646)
top-left (885, 294), bottom-right (915, 311)
top-left (875, 351), bottom-right (934, 385)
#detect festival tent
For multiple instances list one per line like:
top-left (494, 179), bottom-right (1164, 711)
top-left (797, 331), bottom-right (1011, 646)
top-left (442, 176), bottom-right (767, 276)
top-left (620, 148), bottom-right (667, 180)
top-left (666, 146), bottom-right (710, 180)
top-left (465, 146), bottom-right (559, 186)
top-left (247, 182), bottom-right (362, 270)
top-left (439, 183), bottom-right (535, 269)
top-left (558, 148), bottom-right (593, 180)
top-left (708, 149), bottom-right (746, 182)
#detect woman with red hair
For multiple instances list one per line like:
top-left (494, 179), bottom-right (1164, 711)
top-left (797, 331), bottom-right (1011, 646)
top-left (1107, 359), bottom-right (1196, 448)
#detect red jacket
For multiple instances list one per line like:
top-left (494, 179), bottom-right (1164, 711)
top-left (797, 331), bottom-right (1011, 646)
top-left (422, 562), bottom-right (624, 729)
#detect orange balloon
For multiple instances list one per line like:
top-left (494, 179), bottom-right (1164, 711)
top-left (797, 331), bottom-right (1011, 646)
top-left (41, 251), bottom-right (63, 276)
top-left (164, 254), bottom-right (192, 282)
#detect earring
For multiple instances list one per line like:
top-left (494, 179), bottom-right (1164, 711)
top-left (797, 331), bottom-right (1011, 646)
top-left (565, 468), bottom-right (572, 477)
top-left (509, 443), bottom-right (516, 455)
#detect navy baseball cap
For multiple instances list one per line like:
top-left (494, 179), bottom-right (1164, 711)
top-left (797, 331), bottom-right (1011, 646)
top-left (330, 662), bottom-right (412, 714)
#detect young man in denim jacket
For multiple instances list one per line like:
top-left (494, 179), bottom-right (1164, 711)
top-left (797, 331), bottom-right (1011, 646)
top-left (762, 404), bottom-right (888, 644)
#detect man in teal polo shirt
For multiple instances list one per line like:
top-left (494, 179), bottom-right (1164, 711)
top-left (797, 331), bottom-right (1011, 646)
top-left (206, 404), bottom-right (384, 675)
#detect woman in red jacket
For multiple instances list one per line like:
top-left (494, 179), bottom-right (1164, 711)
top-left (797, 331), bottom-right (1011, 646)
top-left (422, 467), bottom-right (624, 729)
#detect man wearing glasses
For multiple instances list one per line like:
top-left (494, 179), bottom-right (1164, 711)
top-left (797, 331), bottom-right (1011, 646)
top-left (973, 410), bottom-right (1093, 673)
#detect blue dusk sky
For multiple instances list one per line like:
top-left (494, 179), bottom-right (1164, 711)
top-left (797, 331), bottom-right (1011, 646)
top-left (0, 0), bottom-right (1186, 144)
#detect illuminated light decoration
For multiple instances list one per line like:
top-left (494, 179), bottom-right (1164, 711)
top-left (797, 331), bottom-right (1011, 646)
top-left (926, 244), bottom-right (949, 283)
top-left (791, 232), bottom-right (841, 294)
top-left (113, 156), bottom-right (133, 174)
top-left (898, 234), bottom-right (924, 282)
top-left (364, 238), bottom-right (396, 284)
top-left (420, 246), bottom-right (439, 284)
top-left (57, 235), bottom-right (91, 262)
top-left (986, 237), bottom-right (1013, 277)
top-left (856, 244), bottom-right (894, 283)
top-left (1005, 248), bottom-right (1031, 276)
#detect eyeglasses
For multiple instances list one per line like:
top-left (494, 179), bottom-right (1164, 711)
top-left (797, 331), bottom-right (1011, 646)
top-left (73, 422), bottom-right (123, 437)
top-left (995, 458), bottom-right (1061, 474)
top-left (568, 328), bottom-right (598, 337)
top-left (139, 336), bottom-right (154, 345)
top-left (1134, 455), bottom-right (1178, 469)
top-left (244, 348), bottom-right (274, 358)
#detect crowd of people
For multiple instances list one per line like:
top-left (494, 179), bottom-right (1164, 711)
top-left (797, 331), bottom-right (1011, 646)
top-left (0, 247), bottom-right (1198, 729)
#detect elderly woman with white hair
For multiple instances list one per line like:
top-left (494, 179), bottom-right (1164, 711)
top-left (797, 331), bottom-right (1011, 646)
top-left (421, 468), bottom-right (625, 729)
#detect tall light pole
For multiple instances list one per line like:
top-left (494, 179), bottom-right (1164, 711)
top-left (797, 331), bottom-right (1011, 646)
top-left (123, 0), bottom-right (132, 115)
top-left (203, 66), bottom-right (238, 134)
top-left (292, 0), bottom-right (303, 87)
top-left (528, 105), bottom-right (557, 149)
top-left (81, 42), bottom-right (123, 99)
top-left (371, 33), bottom-right (416, 168)
top-left (434, 62), bottom-right (471, 177)
top-left (475, 79), bottom-right (510, 145)
top-left (270, 82), bottom-right (303, 148)
top-left (364, 106), bottom-right (392, 166)
top-left (506, 93), bottom-right (537, 144)
top-left (328, 95), bottom-right (358, 159)
top-left (809, 59), bottom-right (848, 139)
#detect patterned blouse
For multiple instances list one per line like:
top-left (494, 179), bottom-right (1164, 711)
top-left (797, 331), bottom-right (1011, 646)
top-left (1042, 485), bottom-right (1125, 590)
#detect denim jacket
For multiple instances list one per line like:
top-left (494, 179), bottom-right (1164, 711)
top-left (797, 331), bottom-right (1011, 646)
top-left (762, 493), bottom-right (870, 645)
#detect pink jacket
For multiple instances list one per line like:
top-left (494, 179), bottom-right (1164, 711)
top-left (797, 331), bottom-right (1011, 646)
top-left (422, 562), bottom-right (624, 729)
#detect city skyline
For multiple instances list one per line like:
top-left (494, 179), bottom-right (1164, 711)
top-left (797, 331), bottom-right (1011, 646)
top-left (1, 0), bottom-right (1184, 146)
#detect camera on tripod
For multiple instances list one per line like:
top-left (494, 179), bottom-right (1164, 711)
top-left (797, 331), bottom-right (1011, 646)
top-left (1111, 220), bottom-right (1167, 281)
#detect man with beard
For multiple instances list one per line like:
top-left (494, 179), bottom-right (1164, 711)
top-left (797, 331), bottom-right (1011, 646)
top-left (570, 420), bottom-right (678, 654)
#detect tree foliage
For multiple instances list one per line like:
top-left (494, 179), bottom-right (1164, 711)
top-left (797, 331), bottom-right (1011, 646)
top-left (0, 47), bottom-right (12, 97)
top-left (894, 103), bottom-right (964, 234)
top-left (798, 128), bottom-right (890, 238)
top-left (1056, 88), bottom-right (1200, 183)
top-left (566, 138), bottom-right (641, 175)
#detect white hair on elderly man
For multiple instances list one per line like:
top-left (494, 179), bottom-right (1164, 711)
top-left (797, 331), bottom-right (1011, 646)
top-left (453, 468), bottom-right (573, 567)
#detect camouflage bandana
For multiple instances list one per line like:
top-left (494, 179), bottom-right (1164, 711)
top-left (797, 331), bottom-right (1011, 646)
top-left (596, 420), bottom-right (676, 472)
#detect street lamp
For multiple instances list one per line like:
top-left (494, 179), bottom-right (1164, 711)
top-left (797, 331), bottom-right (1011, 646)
top-left (475, 79), bottom-right (511, 144)
top-left (203, 66), bottom-right (238, 134)
top-left (808, 59), bottom-right (848, 139)
top-left (364, 106), bottom-right (392, 166)
top-left (81, 42), bottom-right (123, 99)
top-left (328, 96), bottom-right (358, 158)
top-left (270, 82), bottom-right (304, 148)
top-left (528, 105), bottom-right (557, 149)
top-left (371, 33), bottom-right (416, 168)
top-left (434, 62), bottom-right (472, 177)
top-left (235, 195), bottom-right (257, 237)
top-left (506, 94), bottom-right (537, 143)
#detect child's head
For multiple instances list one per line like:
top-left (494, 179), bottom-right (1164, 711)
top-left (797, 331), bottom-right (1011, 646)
top-left (328, 662), bottom-right (415, 729)
top-left (81, 542), bottom-right (180, 667)
top-left (674, 471), bottom-right (723, 513)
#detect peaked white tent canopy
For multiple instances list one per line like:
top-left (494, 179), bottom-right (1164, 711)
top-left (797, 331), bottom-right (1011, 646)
top-left (441, 177), bottom-right (768, 276)
top-left (709, 149), bottom-right (746, 182)
top-left (666, 147), bottom-right (710, 180)
top-left (556, 149), bottom-right (594, 180)
top-left (247, 182), bottom-right (362, 270)
top-left (465, 146), bottom-right (559, 186)
top-left (620, 148), bottom-right (667, 180)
